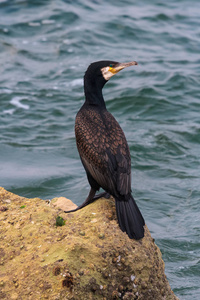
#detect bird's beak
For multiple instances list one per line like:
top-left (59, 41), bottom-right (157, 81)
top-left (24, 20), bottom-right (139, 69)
top-left (109, 61), bottom-right (138, 74)
top-left (101, 61), bottom-right (138, 81)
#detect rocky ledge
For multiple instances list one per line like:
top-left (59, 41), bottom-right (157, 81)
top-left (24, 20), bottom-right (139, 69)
top-left (0, 187), bottom-right (178, 300)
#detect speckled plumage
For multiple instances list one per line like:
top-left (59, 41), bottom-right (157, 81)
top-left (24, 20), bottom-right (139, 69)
top-left (75, 105), bottom-right (131, 198)
top-left (66, 60), bottom-right (145, 240)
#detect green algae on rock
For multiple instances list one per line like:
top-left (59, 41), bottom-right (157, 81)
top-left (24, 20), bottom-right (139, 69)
top-left (0, 187), bottom-right (178, 300)
top-left (56, 216), bottom-right (66, 227)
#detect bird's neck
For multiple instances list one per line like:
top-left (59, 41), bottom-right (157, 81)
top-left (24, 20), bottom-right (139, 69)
top-left (84, 77), bottom-right (106, 108)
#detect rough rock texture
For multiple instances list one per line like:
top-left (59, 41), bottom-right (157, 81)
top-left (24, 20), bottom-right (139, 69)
top-left (0, 187), bottom-right (178, 300)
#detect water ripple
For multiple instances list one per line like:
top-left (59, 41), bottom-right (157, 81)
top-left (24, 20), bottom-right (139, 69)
top-left (0, 0), bottom-right (200, 298)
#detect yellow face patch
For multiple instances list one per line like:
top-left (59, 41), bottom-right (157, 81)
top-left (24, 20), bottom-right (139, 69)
top-left (109, 67), bottom-right (117, 74)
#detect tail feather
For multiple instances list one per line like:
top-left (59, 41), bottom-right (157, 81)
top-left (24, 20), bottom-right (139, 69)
top-left (115, 195), bottom-right (145, 240)
top-left (115, 199), bottom-right (125, 231)
top-left (122, 200), bottom-right (130, 234)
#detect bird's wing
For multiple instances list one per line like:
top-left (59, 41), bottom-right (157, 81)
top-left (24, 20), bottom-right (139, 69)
top-left (75, 108), bottom-right (131, 196)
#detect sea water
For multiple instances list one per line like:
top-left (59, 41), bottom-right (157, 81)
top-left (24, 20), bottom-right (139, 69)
top-left (0, 1), bottom-right (200, 298)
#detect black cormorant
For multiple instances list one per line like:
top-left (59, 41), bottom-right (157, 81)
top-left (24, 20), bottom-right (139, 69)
top-left (65, 60), bottom-right (145, 240)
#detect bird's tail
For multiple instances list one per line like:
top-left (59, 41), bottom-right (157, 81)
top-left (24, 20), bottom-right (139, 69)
top-left (115, 195), bottom-right (145, 240)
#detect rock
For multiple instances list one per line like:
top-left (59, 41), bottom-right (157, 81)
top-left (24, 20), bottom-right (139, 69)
top-left (51, 197), bottom-right (77, 211)
top-left (0, 187), bottom-right (178, 300)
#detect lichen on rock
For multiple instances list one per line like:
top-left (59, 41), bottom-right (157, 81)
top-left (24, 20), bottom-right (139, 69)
top-left (0, 187), bottom-right (178, 299)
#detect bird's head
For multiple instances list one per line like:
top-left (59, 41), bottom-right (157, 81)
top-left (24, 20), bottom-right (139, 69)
top-left (84, 60), bottom-right (138, 105)
top-left (84, 60), bottom-right (138, 86)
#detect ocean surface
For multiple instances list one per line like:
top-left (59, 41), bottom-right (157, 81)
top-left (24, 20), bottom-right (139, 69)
top-left (0, 0), bottom-right (199, 298)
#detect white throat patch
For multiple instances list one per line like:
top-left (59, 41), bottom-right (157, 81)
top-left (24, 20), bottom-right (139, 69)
top-left (101, 66), bottom-right (115, 81)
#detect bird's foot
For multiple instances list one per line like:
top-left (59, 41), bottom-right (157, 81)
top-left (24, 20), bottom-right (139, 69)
top-left (92, 192), bottom-right (110, 200)
top-left (64, 192), bottom-right (110, 214)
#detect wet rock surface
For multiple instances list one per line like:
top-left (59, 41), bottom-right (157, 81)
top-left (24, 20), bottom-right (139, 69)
top-left (0, 187), bottom-right (178, 300)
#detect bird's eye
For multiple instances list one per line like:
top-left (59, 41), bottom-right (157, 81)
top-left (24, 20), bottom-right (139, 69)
top-left (109, 64), bottom-right (113, 68)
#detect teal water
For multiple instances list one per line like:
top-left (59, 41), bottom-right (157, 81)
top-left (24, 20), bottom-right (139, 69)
top-left (0, 0), bottom-right (200, 298)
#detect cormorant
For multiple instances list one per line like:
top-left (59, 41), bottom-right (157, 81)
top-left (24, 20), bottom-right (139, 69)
top-left (65, 60), bottom-right (145, 240)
